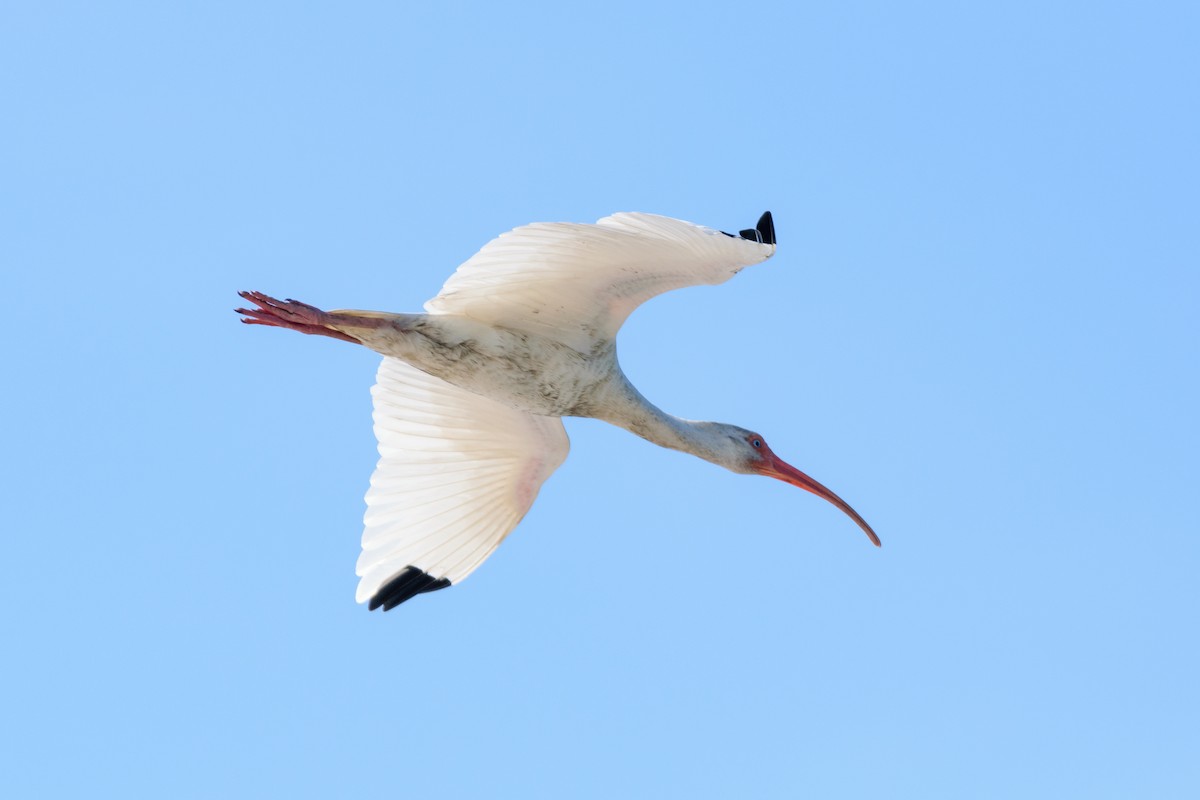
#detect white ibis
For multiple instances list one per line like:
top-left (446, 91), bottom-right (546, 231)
top-left (237, 211), bottom-right (878, 611)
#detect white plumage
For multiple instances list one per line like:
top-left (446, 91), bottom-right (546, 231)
top-left (427, 212), bottom-right (773, 352)
top-left (237, 211), bottom-right (878, 611)
top-left (359, 356), bottom-right (568, 602)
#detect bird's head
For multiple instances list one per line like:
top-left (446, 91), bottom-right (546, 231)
top-left (706, 423), bottom-right (881, 547)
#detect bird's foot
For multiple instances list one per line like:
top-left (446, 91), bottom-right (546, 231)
top-left (235, 291), bottom-right (361, 344)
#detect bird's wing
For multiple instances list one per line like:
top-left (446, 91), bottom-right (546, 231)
top-left (357, 357), bottom-right (569, 610)
top-left (425, 212), bottom-right (777, 352)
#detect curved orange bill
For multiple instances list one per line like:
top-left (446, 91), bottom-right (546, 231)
top-left (759, 454), bottom-right (881, 547)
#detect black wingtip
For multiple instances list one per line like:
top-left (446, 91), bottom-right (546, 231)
top-left (368, 566), bottom-right (452, 611)
top-left (737, 211), bottom-right (775, 246)
top-left (757, 211), bottom-right (775, 245)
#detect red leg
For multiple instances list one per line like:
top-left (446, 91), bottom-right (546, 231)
top-left (235, 291), bottom-right (361, 344)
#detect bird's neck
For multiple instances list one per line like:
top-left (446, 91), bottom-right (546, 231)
top-left (593, 378), bottom-right (726, 466)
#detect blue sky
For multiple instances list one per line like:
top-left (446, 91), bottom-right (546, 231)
top-left (3, 2), bottom-right (1197, 797)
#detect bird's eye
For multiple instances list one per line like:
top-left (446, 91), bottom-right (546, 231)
top-left (751, 438), bottom-right (763, 449)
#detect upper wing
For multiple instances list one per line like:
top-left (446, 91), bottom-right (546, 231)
top-left (425, 212), bottom-right (777, 352)
top-left (357, 357), bottom-right (569, 610)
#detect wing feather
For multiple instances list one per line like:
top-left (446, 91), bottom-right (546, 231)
top-left (425, 212), bottom-right (776, 352)
top-left (355, 357), bottom-right (569, 605)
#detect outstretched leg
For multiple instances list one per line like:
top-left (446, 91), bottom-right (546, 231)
top-left (236, 291), bottom-right (381, 344)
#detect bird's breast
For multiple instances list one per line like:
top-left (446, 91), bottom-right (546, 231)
top-left (380, 316), bottom-right (620, 417)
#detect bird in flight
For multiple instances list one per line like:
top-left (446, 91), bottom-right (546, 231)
top-left (237, 211), bottom-right (878, 611)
